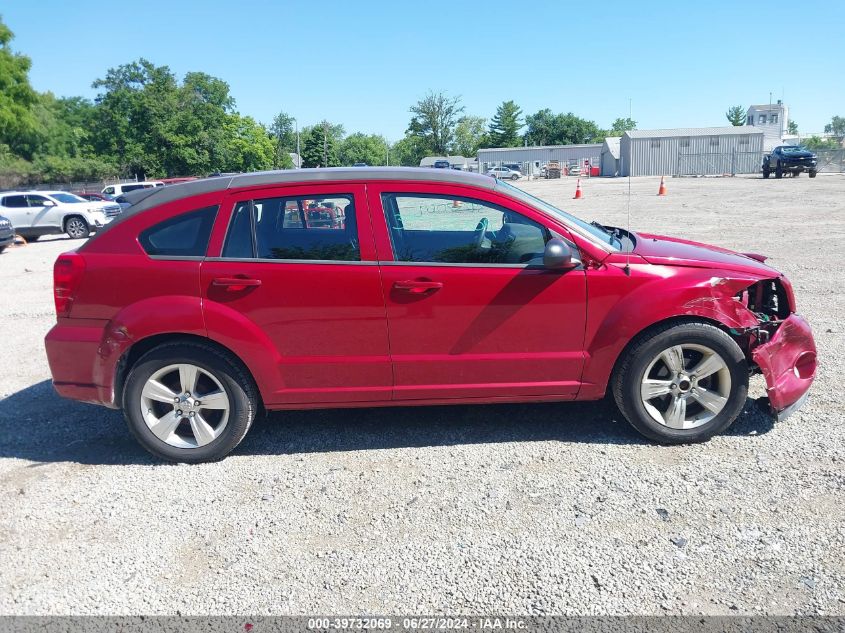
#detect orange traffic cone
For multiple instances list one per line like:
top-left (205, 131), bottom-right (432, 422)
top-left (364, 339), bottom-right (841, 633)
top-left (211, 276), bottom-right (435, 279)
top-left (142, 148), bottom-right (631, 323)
top-left (657, 176), bottom-right (667, 196)
top-left (573, 179), bottom-right (583, 199)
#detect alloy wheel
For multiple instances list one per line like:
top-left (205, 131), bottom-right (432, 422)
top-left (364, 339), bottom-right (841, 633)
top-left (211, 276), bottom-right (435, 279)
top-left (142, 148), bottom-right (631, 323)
top-left (66, 218), bottom-right (88, 238)
top-left (140, 363), bottom-right (230, 448)
top-left (639, 343), bottom-right (731, 430)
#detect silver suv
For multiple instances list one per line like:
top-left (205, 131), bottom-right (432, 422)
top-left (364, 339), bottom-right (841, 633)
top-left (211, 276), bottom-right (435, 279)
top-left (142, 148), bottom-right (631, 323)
top-left (0, 191), bottom-right (115, 240)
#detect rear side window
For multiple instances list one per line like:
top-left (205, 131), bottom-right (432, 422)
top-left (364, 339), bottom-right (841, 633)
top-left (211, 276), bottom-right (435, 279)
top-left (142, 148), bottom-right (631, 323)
top-left (2, 195), bottom-right (28, 208)
top-left (139, 206), bottom-right (218, 257)
top-left (222, 195), bottom-right (359, 261)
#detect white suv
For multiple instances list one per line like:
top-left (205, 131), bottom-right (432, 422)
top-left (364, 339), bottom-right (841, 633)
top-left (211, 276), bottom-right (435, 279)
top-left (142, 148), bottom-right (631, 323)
top-left (102, 181), bottom-right (164, 197)
top-left (487, 166), bottom-right (522, 180)
top-left (0, 191), bottom-right (115, 240)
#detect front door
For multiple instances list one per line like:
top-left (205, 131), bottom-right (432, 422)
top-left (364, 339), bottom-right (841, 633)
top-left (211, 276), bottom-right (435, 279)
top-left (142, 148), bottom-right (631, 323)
top-left (201, 184), bottom-right (392, 405)
top-left (368, 183), bottom-right (588, 401)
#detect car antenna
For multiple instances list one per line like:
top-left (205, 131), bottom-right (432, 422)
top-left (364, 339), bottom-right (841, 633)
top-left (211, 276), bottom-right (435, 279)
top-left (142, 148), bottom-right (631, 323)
top-left (623, 126), bottom-right (632, 277)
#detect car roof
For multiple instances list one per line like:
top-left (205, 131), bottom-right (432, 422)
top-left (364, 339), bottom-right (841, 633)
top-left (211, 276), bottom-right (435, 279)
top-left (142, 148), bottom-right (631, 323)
top-left (121, 167), bottom-right (498, 216)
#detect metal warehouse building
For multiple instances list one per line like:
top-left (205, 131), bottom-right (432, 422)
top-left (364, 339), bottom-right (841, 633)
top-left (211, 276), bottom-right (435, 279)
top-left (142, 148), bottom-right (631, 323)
top-left (601, 137), bottom-right (621, 176)
top-left (477, 144), bottom-right (602, 176)
top-left (620, 126), bottom-right (765, 177)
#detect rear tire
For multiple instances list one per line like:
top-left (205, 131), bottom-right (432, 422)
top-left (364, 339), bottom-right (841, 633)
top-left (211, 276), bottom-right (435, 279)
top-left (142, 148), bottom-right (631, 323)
top-left (611, 322), bottom-right (748, 444)
top-left (123, 341), bottom-right (259, 463)
top-left (64, 215), bottom-right (89, 239)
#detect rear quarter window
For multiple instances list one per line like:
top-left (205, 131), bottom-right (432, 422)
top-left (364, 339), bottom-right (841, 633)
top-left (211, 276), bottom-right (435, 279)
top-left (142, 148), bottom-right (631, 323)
top-left (139, 206), bottom-right (218, 257)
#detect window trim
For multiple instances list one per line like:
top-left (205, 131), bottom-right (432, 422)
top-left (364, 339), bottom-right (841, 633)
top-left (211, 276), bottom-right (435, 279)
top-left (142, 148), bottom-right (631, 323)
top-left (380, 191), bottom-right (555, 268)
top-left (219, 193), bottom-right (361, 263)
top-left (138, 205), bottom-right (219, 259)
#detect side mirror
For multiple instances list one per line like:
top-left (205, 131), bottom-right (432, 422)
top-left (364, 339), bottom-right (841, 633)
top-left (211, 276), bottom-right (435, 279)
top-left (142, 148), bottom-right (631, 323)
top-left (43, 200), bottom-right (57, 207)
top-left (543, 238), bottom-right (577, 270)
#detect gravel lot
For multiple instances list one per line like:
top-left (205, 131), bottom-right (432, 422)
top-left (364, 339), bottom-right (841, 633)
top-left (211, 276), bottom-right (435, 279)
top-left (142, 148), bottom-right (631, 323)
top-left (0, 174), bottom-right (843, 615)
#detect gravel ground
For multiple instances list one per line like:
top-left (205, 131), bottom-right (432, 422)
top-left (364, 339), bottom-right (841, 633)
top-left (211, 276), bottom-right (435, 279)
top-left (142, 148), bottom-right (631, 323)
top-left (0, 174), bottom-right (843, 615)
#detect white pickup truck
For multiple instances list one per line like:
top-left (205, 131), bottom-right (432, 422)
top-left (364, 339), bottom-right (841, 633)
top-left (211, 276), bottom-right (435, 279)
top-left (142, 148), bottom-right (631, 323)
top-left (0, 191), bottom-right (119, 240)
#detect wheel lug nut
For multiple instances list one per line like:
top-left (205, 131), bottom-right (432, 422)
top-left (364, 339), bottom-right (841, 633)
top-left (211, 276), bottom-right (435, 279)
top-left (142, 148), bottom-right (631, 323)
top-left (176, 410), bottom-right (183, 416)
top-left (173, 397), bottom-right (180, 403)
top-left (189, 411), bottom-right (195, 417)
top-left (670, 383), bottom-right (676, 389)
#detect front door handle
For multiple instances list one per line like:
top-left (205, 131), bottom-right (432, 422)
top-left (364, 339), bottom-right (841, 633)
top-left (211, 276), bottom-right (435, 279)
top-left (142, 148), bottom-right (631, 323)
top-left (393, 280), bottom-right (443, 294)
top-left (212, 277), bottom-right (262, 291)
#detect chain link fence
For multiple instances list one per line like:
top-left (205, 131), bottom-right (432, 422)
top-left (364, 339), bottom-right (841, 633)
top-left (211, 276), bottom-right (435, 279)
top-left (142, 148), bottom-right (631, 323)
top-left (814, 149), bottom-right (845, 173)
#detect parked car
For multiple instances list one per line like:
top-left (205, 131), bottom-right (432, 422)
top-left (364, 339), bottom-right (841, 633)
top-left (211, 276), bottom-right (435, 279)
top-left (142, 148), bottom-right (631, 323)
top-left (762, 146), bottom-right (818, 179)
top-left (113, 195), bottom-right (133, 211)
top-left (0, 191), bottom-right (113, 240)
top-left (45, 168), bottom-right (816, 462)
top-left (488, 166), bottom-right (522, 180)
top-left (73, 192), bottom-right (110, 202)
top-left (102, 182), bottom-right (165, 197)
top-left (0, 215), bottom-right (14, 253)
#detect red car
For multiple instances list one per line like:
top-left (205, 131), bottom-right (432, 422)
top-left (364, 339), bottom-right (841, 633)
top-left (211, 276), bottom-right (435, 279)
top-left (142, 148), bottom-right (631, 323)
top-left (44, 168), bottom-right (817, 462)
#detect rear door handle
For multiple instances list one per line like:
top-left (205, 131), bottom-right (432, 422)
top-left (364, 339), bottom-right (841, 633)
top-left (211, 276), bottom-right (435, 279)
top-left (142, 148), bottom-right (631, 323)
top-left (212, 277), bottom-right (262, 291)
top-left (393, 280), bottom-right (443, 294)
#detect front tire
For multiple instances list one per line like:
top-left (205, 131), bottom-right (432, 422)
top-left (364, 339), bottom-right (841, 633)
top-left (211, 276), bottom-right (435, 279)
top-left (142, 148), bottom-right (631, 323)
top-left (809, 170), bottom-right (817, 178)
top-left (64, 215), bottom-right (90, 239)
top-left (775, 162), bottom-right (783, 178)
top-left (611, 322), bottom-right (748, 444)
top-left (762, 167), bottom-right (770, 179)
top-left (123, 341), bottom-right (259, 463)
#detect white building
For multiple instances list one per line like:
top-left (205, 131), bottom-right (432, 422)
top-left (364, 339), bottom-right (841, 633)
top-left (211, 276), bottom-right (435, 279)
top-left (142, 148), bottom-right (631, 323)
top-left (746, 101), bottom-right (789, 151)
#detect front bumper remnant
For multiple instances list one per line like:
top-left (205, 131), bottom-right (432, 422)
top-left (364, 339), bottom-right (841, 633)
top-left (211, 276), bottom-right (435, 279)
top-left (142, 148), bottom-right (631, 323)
top-left (751, 314), bottom-right (817, 418)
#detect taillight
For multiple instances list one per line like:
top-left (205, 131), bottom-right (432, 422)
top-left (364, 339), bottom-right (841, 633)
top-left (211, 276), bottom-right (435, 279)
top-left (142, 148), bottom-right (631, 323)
top-left (53, 252), bottom-right (85, 317)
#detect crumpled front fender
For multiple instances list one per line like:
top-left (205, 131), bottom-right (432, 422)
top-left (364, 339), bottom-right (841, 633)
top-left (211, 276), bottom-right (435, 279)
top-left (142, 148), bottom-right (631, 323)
top-left (751, 314), bottom-right (817, 413)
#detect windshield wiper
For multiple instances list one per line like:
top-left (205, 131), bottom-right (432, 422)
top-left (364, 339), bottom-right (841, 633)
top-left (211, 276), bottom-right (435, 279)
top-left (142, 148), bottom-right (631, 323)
top-left (591, 221), bottom-right (624, 249)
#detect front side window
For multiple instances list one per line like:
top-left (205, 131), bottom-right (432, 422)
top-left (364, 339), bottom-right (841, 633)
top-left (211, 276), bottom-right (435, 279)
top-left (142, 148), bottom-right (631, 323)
top-left (139, 206), bottom-right (218, 257)
top-left (103, 186), bottom-right (115, 195)
top-left (27, 195), bottom-right (51, 207)
top-left (222, 195), bottom-right (359, 262)
top-left (381, 194), bottom-right (551, 265)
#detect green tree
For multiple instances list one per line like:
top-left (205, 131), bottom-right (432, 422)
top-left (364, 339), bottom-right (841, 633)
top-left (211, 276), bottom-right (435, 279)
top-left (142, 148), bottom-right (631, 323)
top-left (0, 17), bottom-right (40, 159)
top-left (453, 116), bottom-right (487, 156)
top-left (219, 115), bottom-right (274, 172)
top-left (339, 132), bottom-right (388, 166)
top-left (609, 117), bottom-right (637, 135)
top-left (390, 135), bottom-right (428, 166)
top-left (802, 135), bottom-right (839, 150)
top-left (407, 91), bottom-right (464, 155)
top-left (487, 101), bottom-right (523, 148)
top-left (824, 115), bottom-right (845, 137)
top-left (524, 109), bottom-right (603, 145)
top-left (725, 105), bottom-right (746, 126)
top-left (301, 121), bottom-right (343, 168)
top-left (787, 120), bottom-right (798, 135)
top-left (270, 111), bottom-right (297, 168)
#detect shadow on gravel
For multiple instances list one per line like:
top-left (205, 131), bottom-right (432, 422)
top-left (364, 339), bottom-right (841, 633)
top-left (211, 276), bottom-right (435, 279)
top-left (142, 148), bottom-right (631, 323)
top-left (0, 379), bottom-right (779, 465)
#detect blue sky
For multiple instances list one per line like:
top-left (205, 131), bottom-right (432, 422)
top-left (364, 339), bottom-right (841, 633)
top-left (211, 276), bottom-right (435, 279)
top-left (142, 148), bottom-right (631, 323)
top-left (4, 0), bottom-right (843, 139)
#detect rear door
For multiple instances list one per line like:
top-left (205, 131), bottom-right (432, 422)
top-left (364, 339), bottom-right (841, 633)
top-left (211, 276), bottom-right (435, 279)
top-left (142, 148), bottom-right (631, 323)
top-left (0, 195), bottom-right (30, 229)
top-left (368, 182), bottom-right (588, 401)
top-left (27, 194), bottom-right (63, 230)
top-left (201, 184), bottom-right (392, 405)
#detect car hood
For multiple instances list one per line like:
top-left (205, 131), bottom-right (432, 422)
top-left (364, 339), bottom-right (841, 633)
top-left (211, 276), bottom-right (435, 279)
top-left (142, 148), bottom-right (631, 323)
top-left (633, 232), bottom-right (780, 276)
top-left (781, 150), bottom-right (816, 159)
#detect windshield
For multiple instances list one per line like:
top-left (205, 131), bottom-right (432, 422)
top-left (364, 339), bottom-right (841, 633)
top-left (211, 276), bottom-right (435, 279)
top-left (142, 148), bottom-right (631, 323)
top-left (495, 180), bottom-right (621, 250)
top-left (781, 146), bottom-right (807, 153)
top-left (50, 193), bottom-right (87, 204)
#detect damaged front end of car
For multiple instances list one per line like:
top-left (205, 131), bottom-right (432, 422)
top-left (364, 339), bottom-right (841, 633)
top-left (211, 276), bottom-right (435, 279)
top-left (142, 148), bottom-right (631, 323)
top-left (686, 275), bottom-right (817, 421)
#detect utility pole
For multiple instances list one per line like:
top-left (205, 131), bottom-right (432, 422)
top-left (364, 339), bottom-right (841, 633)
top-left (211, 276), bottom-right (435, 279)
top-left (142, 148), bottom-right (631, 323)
top-left (295, 118), bottom-right (300, 168)
top-left (322, 122), bottom-right (329, 167)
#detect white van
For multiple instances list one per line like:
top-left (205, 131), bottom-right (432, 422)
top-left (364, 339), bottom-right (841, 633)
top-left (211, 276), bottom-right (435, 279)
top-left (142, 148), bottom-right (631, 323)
top-left (102, 181), bottom-right (165, 197)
